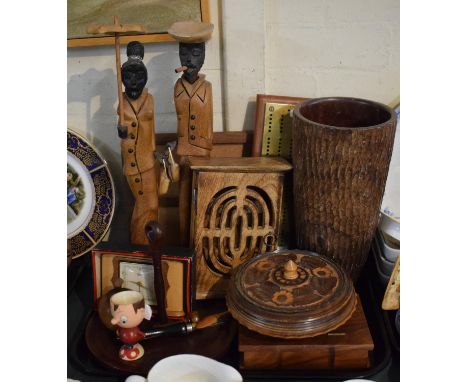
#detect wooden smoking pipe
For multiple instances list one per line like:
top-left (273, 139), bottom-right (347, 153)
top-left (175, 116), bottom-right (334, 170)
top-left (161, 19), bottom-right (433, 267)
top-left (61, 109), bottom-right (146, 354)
top-left (175, 65), bottom-right (188, 73)
top-left (124, 311), bottom-right (231, 342)
top-left (145, 221), bottom-right (168, 324)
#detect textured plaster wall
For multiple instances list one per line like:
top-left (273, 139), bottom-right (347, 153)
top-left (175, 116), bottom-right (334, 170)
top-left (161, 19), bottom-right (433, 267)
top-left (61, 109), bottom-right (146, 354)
top-left (222, 0), bottom-right (399, 131)
top-left (266, 0), bottom-right (399, 99)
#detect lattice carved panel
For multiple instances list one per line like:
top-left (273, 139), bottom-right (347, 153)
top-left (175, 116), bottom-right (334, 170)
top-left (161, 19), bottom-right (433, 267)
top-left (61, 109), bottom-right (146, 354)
top-left (192, 172), bottom-right (285, 299)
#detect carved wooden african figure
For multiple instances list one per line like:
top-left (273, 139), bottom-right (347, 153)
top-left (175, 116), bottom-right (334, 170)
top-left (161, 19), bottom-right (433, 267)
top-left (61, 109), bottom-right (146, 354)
top-left (118, 41), bottom-right (159, 245)
top-left (168, 21), bottom-right (214, 246)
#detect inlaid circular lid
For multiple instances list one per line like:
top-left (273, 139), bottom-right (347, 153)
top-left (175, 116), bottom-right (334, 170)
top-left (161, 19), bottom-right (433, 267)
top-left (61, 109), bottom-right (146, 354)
top-left (226, 250), bottom-right (357, 338)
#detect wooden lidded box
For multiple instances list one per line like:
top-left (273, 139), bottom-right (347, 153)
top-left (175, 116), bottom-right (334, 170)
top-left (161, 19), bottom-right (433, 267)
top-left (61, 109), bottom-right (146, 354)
top-left (189, 157), bottom-right (292, 299)
top-left (227, 249), bottom-right (373, 370)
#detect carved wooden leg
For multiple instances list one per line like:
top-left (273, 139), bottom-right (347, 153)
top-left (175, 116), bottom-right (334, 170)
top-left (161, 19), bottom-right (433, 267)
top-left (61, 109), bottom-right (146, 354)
top-left (128, 166), bottom-right (159, 245)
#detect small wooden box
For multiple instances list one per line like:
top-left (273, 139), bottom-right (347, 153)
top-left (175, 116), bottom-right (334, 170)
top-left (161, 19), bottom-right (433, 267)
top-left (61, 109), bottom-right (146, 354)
top-left (189, 157), bottom-right (292, 299)
top-left (92, 246), bottom-right (195, 320)
top-left (239, 297), bottom-right (374, 370)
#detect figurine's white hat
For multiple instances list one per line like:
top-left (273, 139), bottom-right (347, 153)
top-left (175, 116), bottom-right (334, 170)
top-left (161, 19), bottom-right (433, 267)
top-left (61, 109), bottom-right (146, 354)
top-left (168, 21), bottom-right (214, 43)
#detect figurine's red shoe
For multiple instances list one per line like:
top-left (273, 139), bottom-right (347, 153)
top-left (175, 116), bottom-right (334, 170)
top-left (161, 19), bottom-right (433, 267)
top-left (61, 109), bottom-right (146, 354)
top-left (125, 346), bottom-right (140, 360)
top-left (118, 343), bottom-right (144, 361)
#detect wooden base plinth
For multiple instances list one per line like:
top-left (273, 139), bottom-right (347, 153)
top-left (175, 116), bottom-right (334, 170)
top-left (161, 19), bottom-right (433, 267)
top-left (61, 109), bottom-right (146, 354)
top-left (239, 297), bottom-right (373, 370)
top-left (85, 311), bottom-right (237, 375)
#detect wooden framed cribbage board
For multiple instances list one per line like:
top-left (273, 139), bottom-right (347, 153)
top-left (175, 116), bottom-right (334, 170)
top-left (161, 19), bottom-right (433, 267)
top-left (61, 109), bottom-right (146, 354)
top-left (252, 94), bottom-right (308, 158)
top-left (252, 95), bottom-right (308, 248)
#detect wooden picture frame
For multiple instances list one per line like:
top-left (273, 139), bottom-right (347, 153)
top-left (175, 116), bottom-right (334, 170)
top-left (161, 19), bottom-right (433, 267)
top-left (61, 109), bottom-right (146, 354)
top-left (67, 0), bottom-right (210, 48)
top-left (252, 94), bottom-right (308, 157)
top-left (92, 247), bottom-right (195, 320)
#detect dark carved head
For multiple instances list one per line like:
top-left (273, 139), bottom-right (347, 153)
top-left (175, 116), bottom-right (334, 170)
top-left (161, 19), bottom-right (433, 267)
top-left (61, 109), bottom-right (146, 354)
top-left (122, 41), bottom-right (147, 99)
top-left (127, 41), bottom-right (145, 60)
top-left (179, 42), bottom-right (205, 84)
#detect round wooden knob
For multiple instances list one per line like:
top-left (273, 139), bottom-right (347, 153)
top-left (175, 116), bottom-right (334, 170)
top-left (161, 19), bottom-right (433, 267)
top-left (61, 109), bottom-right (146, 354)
top-left (189, 311), bottom-right (200, 324)
top-left (145, 220), bottom-right (163, 246)
top-left (283, 260), bottom-right (299, 280)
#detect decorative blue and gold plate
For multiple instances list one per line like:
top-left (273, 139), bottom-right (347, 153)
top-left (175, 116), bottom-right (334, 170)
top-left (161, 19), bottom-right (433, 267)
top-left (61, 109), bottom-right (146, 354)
top-left (67, 129), bottom-right (115, 258)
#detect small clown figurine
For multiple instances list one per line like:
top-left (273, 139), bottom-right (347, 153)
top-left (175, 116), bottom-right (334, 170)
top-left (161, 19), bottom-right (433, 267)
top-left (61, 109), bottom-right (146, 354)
top-left (110, 290), bottom-right (152, 361)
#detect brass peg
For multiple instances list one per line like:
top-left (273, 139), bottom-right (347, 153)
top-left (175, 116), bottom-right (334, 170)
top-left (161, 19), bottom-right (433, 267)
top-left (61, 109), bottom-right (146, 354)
top-left (283, 260), bottom-right (299, 280)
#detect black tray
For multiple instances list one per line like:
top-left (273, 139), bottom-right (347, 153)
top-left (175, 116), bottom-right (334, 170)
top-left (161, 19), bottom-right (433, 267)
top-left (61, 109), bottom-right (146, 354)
top-left (68, 251), bottom-right (396, 382)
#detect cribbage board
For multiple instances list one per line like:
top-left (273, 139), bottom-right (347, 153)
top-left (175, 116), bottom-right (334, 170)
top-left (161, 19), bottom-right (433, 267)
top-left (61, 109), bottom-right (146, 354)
top-left (252, 95), bottom-right (308, 248)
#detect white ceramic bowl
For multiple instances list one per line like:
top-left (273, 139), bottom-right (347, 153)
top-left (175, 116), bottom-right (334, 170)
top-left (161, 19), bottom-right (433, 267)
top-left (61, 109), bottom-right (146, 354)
top-left (379, 212), bottom-right (400, 243)
top-left (126, 354), bottom-right (243, 382)
top-left (372, 240), bottom-right (390, 288)
top-left (375, 236), bottom-right (396, 275)
top-left (377, 229), bottom-right (400, 263)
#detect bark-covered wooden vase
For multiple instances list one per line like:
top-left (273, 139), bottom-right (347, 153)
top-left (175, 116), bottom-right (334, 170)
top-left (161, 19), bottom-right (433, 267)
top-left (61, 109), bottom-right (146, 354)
top-left (226, 250), bottom-right (357, 339)
top-left (292, 97), bottom-right (397, 281)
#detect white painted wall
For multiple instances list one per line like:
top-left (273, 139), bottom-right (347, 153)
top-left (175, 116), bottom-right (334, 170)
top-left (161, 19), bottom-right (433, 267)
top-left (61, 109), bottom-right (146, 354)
top-left (221, 0), bottom-right (399, 130)
top-left (221, 0), bottom-right (266, 131)
top-left (68, 0), bottom-right (400, 225)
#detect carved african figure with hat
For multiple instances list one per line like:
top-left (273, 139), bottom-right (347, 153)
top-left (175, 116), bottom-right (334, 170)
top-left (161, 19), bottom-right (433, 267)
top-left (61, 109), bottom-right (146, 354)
top-left (118, 41), bottom-right (159, 245)
top-left (168, 20), bottom-right (214, 246)
top-left (87, 19), bottom-right (159, 245)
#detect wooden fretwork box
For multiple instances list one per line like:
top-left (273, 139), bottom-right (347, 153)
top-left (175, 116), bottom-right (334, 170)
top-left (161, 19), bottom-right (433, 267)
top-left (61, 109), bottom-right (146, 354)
top-left (189, 157), bottom-right (292, 299)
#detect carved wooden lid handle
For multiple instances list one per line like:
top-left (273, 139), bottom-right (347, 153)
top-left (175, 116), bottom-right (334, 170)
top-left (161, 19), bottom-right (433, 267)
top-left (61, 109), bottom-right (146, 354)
top-left (283, 260), bottom-right (299, 280)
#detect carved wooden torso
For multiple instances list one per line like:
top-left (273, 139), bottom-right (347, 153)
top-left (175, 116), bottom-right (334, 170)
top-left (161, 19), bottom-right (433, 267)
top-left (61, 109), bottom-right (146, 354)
top-left (119, 89), bottom-right (157, 176)
top-left (226, 250), bottom-right (357, 339)
top-left (189, 157), bottom-right (292, 299)
top-left (174, 74), bottom-right (213, 157)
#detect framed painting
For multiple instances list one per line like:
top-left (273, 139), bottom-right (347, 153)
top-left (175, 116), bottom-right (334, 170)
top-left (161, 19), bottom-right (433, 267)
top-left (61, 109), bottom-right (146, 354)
top-left (68, 0), bottom-right (210, 48)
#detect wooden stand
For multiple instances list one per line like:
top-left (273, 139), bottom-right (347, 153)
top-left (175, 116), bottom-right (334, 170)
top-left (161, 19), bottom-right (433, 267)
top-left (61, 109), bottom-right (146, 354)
top-left (85, 312), bottom-right (236, 375)
top-left (239, 297), bottom-right (373, 370)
